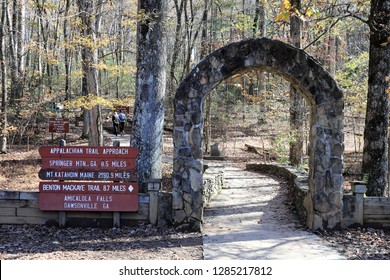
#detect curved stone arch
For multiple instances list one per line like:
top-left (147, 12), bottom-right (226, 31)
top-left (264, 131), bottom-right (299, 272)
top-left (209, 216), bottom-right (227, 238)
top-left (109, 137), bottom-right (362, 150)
top-left (173, 38), bottom-right (344, 231)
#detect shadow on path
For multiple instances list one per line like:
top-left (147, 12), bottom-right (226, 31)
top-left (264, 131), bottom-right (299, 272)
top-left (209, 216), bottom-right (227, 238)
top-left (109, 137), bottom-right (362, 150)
top-left (202, 166), bottom-right (346, 260)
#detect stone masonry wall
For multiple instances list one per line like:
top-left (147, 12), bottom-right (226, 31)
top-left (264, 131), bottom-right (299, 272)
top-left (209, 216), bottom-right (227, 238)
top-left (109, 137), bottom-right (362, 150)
top-left (203, 165), bottom-right (225, 205)
top-left (246, 163), bottom-right (359, 229)
top-left (173, 38), bottom-right (344, 231)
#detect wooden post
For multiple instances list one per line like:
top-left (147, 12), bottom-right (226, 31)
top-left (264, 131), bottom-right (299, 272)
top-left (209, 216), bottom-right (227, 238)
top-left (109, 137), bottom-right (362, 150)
top-left (113, 140), bottom-right (121, 227)
top-left (113, 140), bottom-right (120, 147)
top-left (59, 212), bottom-right (66, 228)
top-left (352, 181), bottom-right (367, 226)
top-left (113, 212), bottom-right (121, 228)
top-left (58, 139), bottom-right (66, 227)
top-left (59, 139), bottom-right (66, 147)
top-left (147, 179), bottom-right (161, 225)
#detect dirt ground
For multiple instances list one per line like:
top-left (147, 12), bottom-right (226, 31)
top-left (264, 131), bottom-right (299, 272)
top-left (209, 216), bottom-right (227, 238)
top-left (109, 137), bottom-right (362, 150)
top-left (0, 224), bottom-right (203, 260)
top-left (0, 128), bottom-right (389, 260)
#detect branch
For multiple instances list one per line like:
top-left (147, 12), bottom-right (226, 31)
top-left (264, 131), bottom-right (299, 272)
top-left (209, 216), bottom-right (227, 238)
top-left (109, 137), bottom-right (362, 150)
top-left (303, 15), bottom-right (348, 51)
top-left (344, 3), bottom-right (369, 25)
top-left (99, 49), bottom-right (135, 59)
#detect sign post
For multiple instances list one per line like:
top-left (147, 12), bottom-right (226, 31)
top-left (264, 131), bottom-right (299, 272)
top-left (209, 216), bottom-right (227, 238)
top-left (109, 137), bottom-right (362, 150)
top-left (38, 146), bottom-right (139, 222)
top-left (48, 118), bottom-right (70, 133)
top-left (114, 106), bottom-right (130, 114)
top-left (48, 118), bottom-right (69, 142)
top-left (39, 182), bottom-right (139, 211)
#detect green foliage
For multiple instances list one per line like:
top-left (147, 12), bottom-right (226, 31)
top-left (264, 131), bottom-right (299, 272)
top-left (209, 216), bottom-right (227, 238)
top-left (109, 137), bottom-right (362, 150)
top-left (336, 52), bottom-right (368, 116)
top-left (362, 173), bottom-right (369, 183)
top-left (234, 13), bottom-right (253, 33)
top-left (275, 0), bottom-right (293, 23)
top-left (271, 132), bottom-right (297, 164)
top-left (63, 95), bottom-right (134, 111)
top-left (210, 83), bottom-right (243, 129)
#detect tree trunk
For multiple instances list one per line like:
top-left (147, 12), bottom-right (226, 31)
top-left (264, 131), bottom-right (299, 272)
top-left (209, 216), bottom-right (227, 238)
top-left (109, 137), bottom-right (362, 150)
top-left (168, 0), bottom-right (184, 109)
top-left (77, 0), bottom-right (103, 146)
top-left (35, 0), bottom-right (53, 93)
top-left (181, 0), bottom-right (200, 80)
top-left (64, 0), bottom-right (71, 100)
top-left (131, 0), bottom-right (167, 187)
top-left (362, 0), bottom-right (390, 196)
top-left (327, 34), bottom-right (337, 77)
top-left (254, 1), bottom-right (266, 109)
top-left (200, 0), bottom-right (211, 154)
top-left (0, 0), bottom-right (8, 153)
top-left (6, 0), bottom-right (23, 103)
top-left (289, 0), bottom-right (304, 166)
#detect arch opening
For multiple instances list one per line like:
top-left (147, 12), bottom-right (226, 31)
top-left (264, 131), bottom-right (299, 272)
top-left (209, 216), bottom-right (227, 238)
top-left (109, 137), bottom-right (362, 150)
top-left (172, 38), bottom-right (344, 232)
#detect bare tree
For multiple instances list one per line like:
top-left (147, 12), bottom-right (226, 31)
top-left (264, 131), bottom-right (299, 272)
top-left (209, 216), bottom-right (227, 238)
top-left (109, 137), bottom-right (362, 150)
top-left (0, 0), bottom-right (8, 153)
top-left (168, 0), bottom-right (185, 112)
top-left (131, 0), bottom-right (168, 186)
top-left (362, 0), bottom-right (390, 196)
top-left (7, 0), bottom-right (24, 103)
top-left (63, 0), bottom-right (72, 100)
top-left (77, 0), bottom-right (103, 146)
top-left (289, 0), bottom-right (305, 166)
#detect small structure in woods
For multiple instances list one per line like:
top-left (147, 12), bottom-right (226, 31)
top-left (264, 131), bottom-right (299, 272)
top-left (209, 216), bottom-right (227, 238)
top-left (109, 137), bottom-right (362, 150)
top-left (172, 38), bottom-right (344, 232)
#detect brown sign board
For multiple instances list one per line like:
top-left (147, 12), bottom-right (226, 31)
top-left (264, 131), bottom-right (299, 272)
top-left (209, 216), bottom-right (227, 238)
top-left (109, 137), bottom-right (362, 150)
top-left (115, 106), bottom-right (130, 114)
top-left (39, 182), bottom-right (139, 194)
top-left (38, 145), bottom-right (140, 212)
top-left (39, 193), bottom-right (138, 212)
top-left (39, 182), bottom-right (139, 211)
top-left (39, 146), bottom-right (138, 159)
top-left (41, 158), bottom-right (136, 170)
top-left (38, 168), bottom-right (138, 181)
top-left (49, 118), bottom-right (69, 133)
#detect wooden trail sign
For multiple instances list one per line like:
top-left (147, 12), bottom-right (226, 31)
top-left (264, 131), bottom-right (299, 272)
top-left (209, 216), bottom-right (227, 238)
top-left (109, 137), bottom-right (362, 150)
top-left (39, 146), bottom-right (138, 159)
top-left (39, 182), bottom-right (139, 211)
top-left (115, 106), bottom-right (130, 114)
top-left (39, 182), bottom-right (139, 193)
top-left (39, 193), bottom-right (139, 211)
top-left (38, 169), bottom-right (138, 181)
top-left (38, 145), bottom-right (139, 212)
top-left (49, 118), bottom-right (69, 133)
top-left (41, 158), bottom-right (136, 170)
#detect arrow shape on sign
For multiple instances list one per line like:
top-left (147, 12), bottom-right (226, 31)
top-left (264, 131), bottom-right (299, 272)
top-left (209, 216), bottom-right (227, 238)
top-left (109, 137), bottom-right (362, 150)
top-left (128, 185), bottom-right (134, 192)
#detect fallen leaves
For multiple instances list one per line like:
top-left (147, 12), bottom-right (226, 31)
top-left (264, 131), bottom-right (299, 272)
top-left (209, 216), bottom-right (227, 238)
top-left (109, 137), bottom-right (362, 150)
top-left (0, 224), bottom-right (203, 260)
top-left (318, 227), bottom-right (390, 260)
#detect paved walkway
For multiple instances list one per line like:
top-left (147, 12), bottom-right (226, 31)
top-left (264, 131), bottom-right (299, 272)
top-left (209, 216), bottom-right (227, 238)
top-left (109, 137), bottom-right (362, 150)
top-left (104, 130), bottom-right (345, 259)
top-left (202, 166), bottom-right (346, 260)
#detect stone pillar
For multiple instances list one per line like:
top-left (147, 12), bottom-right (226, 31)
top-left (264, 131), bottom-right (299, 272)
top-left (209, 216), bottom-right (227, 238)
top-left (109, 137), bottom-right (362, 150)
top-left (172, 98), bottom-right (204, 231)
top-left (309, 104), bottom-right (344, 230)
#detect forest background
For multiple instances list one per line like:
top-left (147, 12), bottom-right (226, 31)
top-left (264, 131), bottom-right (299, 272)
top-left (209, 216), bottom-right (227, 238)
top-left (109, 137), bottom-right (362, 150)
top-left (0, 0), bottom-right (388, 196)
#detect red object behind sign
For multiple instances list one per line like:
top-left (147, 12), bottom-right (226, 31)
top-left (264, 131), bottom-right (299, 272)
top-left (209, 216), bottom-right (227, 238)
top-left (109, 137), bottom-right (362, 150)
top-left (115, 106), bottom-right (130, 114)
top-left (39, 193), bottom-right (138, 212)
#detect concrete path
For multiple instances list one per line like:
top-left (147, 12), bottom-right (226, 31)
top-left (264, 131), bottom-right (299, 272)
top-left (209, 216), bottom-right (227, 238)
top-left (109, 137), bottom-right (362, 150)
top-left (202, 166), bottom-right (346, 260)
top-left (103, 130), bottom-right (345, 259)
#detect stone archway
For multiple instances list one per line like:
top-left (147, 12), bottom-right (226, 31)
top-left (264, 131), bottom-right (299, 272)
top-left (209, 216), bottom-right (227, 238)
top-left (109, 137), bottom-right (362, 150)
top-left (172, 38), bottom-right (344, 232)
